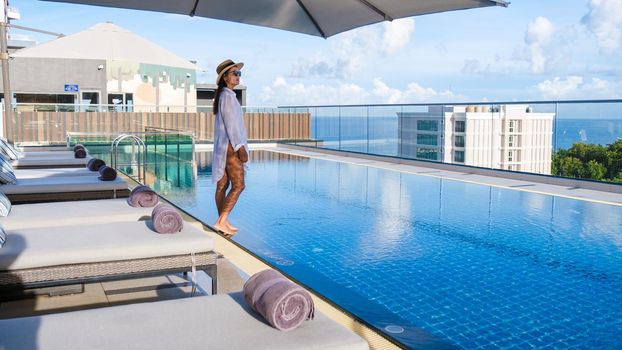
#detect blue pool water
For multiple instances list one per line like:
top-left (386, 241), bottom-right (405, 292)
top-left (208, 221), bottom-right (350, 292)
top-left (157, 150), bottom-right (622, 349)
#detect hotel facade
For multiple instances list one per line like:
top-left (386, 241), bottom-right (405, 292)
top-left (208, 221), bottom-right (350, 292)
top-left (398, 104), bottom-right (554, 175)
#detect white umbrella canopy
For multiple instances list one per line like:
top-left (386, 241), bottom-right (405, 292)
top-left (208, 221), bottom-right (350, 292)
top-left (40, 0), bottom-right (508, 38)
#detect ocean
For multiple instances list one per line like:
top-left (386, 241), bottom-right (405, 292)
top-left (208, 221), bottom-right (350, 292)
top-left (310, 116), bottom-right (622, 152)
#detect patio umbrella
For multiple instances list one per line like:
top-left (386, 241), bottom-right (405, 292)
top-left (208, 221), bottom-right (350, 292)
top-left (40, 0), bottom-right (508, 38)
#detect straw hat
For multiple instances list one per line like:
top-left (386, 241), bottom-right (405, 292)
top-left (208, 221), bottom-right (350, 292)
top-left (216, 59), bottom-right (244, 84)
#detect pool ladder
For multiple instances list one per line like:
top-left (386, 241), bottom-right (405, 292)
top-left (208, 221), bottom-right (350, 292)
top-left (110, 134), bottom-right (147, 183)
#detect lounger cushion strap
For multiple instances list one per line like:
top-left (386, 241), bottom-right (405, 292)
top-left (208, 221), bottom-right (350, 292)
top-left (0, 139), bottom-right (22, 160)
top-left (0, 192), bottom-right (11, 216)
top-left (0, 225), bottom-right (6, 248)
top-left (0, 157), bottom-right (17, 184)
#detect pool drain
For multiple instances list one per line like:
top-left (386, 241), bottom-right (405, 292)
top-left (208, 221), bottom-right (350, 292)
top-left (384, 325), bottom-right (404, 334)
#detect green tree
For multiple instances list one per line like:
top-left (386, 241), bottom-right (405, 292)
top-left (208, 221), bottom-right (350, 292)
top-left (606, 140), bottom-right (622, 179)
top-left (552, 139), bottom-right (622, 183)
top-left (558, 157), bottom-right (584, 178)
top-left (583, 160), bottom-right (606, 180)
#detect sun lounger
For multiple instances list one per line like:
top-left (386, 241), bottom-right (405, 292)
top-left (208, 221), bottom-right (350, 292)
top-left (0, 198), bottom-right (153, 230)
top-left (14, 167), bottom-right (96, 179)
top-left (0, 292), bottom-right (368, 350)
top-left (0, 176), bottom-right (129, 204)
top-left (18, 150), bottom-right (76, 158)
top-left (0, 220), bottom-right (217, 295)
top-left (10, 155), bottom-right (92, 169)
top-left (1, 140), bottom-right (92, 169)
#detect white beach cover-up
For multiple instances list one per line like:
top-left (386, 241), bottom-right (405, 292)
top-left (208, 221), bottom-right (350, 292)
top-left (212, 87), bottom-right (249, 184)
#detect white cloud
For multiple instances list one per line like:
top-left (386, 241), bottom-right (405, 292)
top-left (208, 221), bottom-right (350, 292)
top-left (258, 76), bottom-right (464, 106)
top-left (582, 0), bottom-right (622, 54)
top-left (536, 76), bottom-right (583, 98)
top-left (372, 79), bottom-right (462, 104)
top-left (463, 17), bottom-right (577, 76)
top-left (535, 75), bottom-right (621, 99)
top-left (258, 75), bottom-right (370, 105)
top-left (290, 19), bottom-right (414, 80)
top-left (381, 18), bottom-right (415, 55)
top-left (372, 79), bottom-right (403, 104)
top-left (525, 16), bottom-right (556, 73)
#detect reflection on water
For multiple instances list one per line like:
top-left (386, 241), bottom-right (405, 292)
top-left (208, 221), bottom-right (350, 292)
top-left (153, 150), bottom-right (622, 350)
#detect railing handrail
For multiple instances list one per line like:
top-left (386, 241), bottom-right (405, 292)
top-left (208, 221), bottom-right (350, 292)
top-left (111, 134), bottom-right (147, 183)
top-left (144, 126), bottom-right (196, 137)
top-left (278, 98), bottom-right (622, 109)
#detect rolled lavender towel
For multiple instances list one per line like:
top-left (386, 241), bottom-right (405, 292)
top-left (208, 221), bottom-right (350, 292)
top-left (98, 166), bottom-right (117, 181)
top-left (151, 203), bottom-right (183, 233)
top-left (73, 144), bottom-right (85, 152)
top-left (128, 185), bottom-right (159, 207)
top-left (74, 148), bottom-right (87, 158)
top-left (87, 158), bottom-right (105, 171)
top-left (243, 269), bottom-right (315, 331)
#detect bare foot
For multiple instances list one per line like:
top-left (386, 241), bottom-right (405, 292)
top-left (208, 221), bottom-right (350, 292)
top-left (226, 222), bottom-right (239, 232)
top-left (213, 223), bottom-right (235, 237)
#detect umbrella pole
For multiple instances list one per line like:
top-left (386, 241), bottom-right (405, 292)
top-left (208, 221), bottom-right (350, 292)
top-left (0, 0), bottom-right (11, 140)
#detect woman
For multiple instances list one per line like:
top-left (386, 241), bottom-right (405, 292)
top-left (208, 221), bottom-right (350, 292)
top-left (212, 59), bottom-right (248, 236)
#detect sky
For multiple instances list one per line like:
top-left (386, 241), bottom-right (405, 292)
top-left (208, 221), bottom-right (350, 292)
top-left (10, 0), bottom-right (622, 107)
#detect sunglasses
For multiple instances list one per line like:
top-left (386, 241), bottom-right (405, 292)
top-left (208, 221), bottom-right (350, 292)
top-left (228, 70), bottom-right (242, 77)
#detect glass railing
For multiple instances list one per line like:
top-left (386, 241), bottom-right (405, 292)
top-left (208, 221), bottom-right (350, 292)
top-left (279, 100), bottom-right (622, 184)
top-left (66, 130), bottom-right (196, 190)
top-left (5, 100), bottom-right (621, 184)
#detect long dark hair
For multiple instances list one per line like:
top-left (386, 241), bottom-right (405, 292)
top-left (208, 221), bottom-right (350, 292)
top-left (213, 79), bottom-right (227, 115)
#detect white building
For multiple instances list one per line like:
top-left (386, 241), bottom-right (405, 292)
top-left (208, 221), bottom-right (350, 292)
top-left (398, 105), bottom-right (554, 174)
top-left (4, 23), bottom-right (197, 112)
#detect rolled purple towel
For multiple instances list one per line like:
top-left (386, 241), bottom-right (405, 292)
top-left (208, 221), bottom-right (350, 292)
top-left (74, 148), bottom-right (87, 158)
top-left (87, 158), bottom-right (106, 171)
top-left (73, 144), bottom-right (85, 152)
top-left (128, 185), bottom-right (159, 207)
top-left (243, 269), bottom-right (314, 331)
top-left (98, 166), bottom-right (117, 181)
top-left (151, 204), bottom-right (183, 233)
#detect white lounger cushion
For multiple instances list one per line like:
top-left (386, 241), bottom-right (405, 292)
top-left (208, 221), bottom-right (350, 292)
top-left (0, 220), bottom-right (214, 270)
top-left (0, 293), bottom-right (369, 350)
top-left (19, 151), bottom-right (76, 158)
top-left (0, 176), bottom-right (127, 195)
top-left (10, 156), bottom-right (91, 168)
top-left (0, 198), bottom-right (153, 230)
top-left (14, 167), bottom-right (95, 179)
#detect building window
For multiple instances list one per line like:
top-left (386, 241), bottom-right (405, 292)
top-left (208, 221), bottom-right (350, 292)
top-left (454, 135), bottom-right (465, 147)
top-left (508, 150), bottom-right (514, 162)
top-left (416, 148), bottom-right (438, 160)
top-left (454, 120), bottom-right (465, 132)
top-left (417, 120), bottom-right (438, 131)
top-left (508, 120), bottom-right (521, 133)
top-left (15, 93), bottom-right (75, 104)
top-left (108, 93), bottom-right (134, 112)
top-left (508, 135), bottom-right (514, 147)
top-left (81, 92), bottom-right (99, 112)
top-left (454, 151), bottom-right (465, 163)
top-left (15, 93), bottom-right (76, 111)
top-left (417, 134), bottom-right (438, 146)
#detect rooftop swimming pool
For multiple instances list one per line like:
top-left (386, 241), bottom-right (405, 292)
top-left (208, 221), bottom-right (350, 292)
top-left (150, 149), bottom-right (620, 349)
